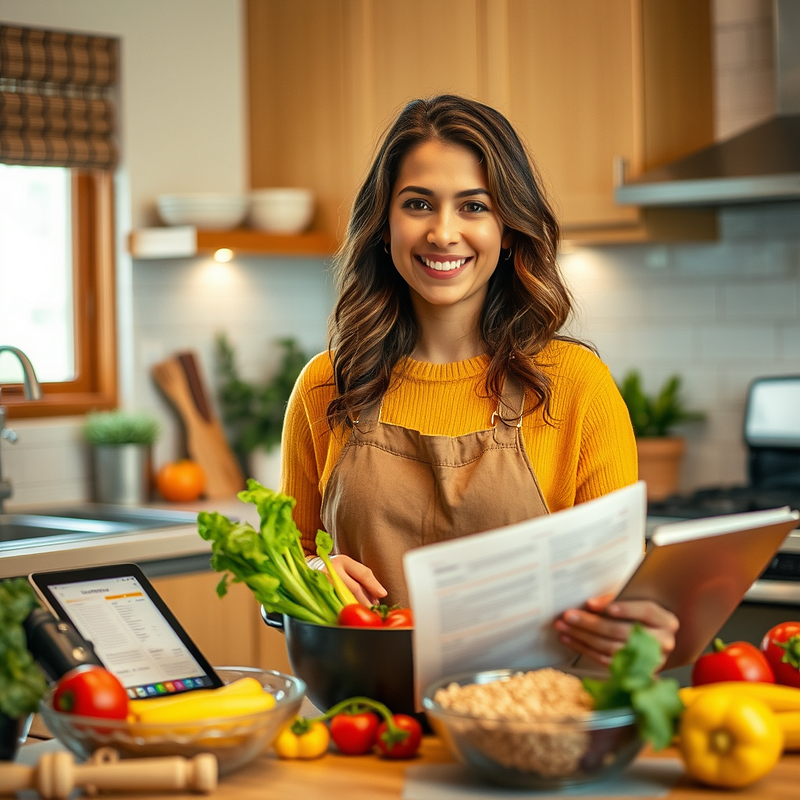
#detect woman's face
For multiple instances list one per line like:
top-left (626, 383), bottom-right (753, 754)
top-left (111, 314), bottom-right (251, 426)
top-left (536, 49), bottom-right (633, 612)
top-left (386, 139), bottom-right (508, 319)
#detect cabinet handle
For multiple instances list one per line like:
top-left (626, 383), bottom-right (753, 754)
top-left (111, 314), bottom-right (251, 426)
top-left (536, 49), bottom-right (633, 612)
top-left (613, 155), bottom-right (628, 188)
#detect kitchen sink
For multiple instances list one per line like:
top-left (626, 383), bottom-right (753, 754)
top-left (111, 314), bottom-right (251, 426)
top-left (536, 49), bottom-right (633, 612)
top-left (0, 505), bottom-right (199, 546)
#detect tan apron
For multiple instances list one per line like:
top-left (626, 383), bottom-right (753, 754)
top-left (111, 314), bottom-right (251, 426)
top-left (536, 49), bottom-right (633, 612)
top-left (321, 375), bottom-right (549, 606)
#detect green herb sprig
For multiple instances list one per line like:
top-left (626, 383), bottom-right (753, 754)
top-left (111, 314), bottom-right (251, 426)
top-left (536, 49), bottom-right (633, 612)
top-left (582, 624), bottom-right (684, 751)
top-left (0, 579), bottom-right (48, 719)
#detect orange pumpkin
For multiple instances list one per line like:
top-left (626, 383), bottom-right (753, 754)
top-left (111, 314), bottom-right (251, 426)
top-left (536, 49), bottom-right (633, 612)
top-left (155, 460), bottom-right (206, 502)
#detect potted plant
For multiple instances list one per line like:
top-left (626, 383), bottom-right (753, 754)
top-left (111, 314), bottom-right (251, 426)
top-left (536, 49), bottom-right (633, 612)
top-left (83, 410), bottom-right (161, 504)
top-left (215, 333), bottom-right (308, 490)
top-left (0, 578), bottom-right (48, 761)
top-left (617, 371), bottom-right (705, 502)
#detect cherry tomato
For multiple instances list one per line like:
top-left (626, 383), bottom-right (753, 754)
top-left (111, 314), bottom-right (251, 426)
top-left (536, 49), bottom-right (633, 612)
top-left (53, 667), bottom-right (129, 718)
top-left (337, 604), bottom-right (383, 627)
top-left (376, 714), bottom-right (423, 759)
top-left (691, 638), bottom-right (775, 686)
top-left (383, 607), bottom-right (414, 628)
top-left (329, 711), bottom-right (380, 755)
top-left (760, 622), bottom-right (800, 687)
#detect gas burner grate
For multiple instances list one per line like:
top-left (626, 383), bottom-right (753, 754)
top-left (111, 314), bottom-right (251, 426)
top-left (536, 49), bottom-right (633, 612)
top-left (648, 486), bottom-right (800, 519)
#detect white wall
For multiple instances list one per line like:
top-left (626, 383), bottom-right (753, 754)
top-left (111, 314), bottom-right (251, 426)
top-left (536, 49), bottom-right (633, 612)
top-left (2, 0), bottom-right (798, 507)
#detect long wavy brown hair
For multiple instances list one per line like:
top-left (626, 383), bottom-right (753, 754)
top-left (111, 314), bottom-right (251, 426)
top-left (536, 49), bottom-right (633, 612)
top-left (327, 94), bottom-right (575, 428)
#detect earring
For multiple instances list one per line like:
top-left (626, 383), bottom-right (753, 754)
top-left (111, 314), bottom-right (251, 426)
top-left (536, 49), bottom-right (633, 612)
top-left (384, 242), bottom-right (390, 254)
top-left (504, 248), bottom-right (513, 261)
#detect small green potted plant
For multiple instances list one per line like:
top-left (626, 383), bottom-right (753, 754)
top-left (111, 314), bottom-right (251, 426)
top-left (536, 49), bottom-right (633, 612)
top-left (617, 371), bottom-right (705, 502)
top-left (215, 333), bottom-right (308, 490)
top-left (0, 578), bottom-right (48, 761)
top-left (83, 410), bottom-right (161, 505)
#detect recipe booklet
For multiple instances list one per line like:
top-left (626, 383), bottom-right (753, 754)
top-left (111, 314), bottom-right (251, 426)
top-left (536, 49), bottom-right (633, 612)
top-left (403, 481), bottom-right (647, 708)
top-left (403, 482), bottom-right (799, 708)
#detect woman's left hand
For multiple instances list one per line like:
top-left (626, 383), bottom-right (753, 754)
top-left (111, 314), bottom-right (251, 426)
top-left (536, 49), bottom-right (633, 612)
top-left (555, 593), bottom-right (679, 669)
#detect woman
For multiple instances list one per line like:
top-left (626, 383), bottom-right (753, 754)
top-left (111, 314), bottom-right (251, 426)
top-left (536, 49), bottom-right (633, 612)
top-left (282, 95), bottom-right (678, 667)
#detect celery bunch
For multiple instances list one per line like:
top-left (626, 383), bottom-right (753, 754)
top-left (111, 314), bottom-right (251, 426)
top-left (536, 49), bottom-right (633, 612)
top-left (197, 481), bottom-right (357, 625)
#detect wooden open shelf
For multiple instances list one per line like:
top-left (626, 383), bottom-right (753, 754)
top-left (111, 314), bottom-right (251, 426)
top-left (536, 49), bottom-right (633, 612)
top-left (128, 226), bottom-right (338, 259)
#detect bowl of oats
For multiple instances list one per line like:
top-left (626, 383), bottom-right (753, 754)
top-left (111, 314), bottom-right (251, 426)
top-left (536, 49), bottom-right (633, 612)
top-left (422, 667), bottom-right (643, 789)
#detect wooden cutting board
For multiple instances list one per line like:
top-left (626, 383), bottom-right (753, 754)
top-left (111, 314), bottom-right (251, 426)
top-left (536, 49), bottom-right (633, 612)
top-left (151, 352), bottom-right (245, 498)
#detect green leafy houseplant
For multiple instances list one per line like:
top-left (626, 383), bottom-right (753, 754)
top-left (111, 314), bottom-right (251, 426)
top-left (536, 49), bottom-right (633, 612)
top-left (216, 334), bottom-right (308, 456)
top-left (0, 578), bottom-right (48, 760)
top-left (617, 371), bottom-right (705, 438)
top-left (82, 410), bottom-right (161, 445)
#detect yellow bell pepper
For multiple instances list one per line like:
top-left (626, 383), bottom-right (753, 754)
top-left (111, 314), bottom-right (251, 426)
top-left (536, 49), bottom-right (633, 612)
top-left (678, 690), bottom-right (784, 788)
top-left (273, 718), bottom-right (330, 759)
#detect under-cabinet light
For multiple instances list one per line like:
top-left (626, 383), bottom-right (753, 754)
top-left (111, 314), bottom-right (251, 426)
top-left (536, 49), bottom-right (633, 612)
top-left (214, 248), bottom-right (234, 263)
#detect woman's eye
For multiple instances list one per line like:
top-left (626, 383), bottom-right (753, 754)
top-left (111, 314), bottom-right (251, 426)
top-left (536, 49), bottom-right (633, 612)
top-left (404, 199), bottom-right (431, 211)
top-left (463, 201), bottom-right (489, 213)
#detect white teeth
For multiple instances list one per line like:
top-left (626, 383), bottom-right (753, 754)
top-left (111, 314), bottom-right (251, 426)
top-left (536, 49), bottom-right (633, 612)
top-left (421, 257), bottom-right (467, 271)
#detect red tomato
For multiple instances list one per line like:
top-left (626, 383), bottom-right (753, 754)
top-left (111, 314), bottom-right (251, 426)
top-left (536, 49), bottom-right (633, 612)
top-left (376, 714), bottom-right (423, 759)
top-left (329, 711), bottom-right (380, 755)
top-left (383, 607), bottom-right (414, 628)
top-left (53, 667), bottom-right (129, 719)
top-left (691, 638), bottom-right (775, 686)
top-left (760, 622), bottom-right (800, 687)
top-left (337, 604), bottom-right (383, 627)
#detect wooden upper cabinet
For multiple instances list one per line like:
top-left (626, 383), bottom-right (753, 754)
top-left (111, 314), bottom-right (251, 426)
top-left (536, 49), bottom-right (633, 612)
top-left (503, 0), bottom-right (716, 241)
top-left (246, 0), bottom-right (716, 246)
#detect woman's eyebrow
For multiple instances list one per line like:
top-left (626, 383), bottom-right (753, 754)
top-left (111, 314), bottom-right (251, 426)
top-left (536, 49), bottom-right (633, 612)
top-left (396, 185), bottom-right (490, 198)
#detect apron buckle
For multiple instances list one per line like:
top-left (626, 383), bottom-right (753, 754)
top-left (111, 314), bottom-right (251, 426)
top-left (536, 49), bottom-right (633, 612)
top-left (491, 409), bottom-right (522, 428)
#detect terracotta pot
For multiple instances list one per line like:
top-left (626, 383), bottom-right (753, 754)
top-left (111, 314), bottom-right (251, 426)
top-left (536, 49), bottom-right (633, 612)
top-left (636, 436), bottom-right (686, 502)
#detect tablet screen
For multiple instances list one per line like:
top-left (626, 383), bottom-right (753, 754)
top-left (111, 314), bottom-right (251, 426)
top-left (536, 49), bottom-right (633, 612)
top-left (31, 564), bottom-right (222, 699)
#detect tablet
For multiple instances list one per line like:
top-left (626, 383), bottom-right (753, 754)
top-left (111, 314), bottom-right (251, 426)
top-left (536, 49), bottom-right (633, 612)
top-left (613, 506), bottom-right (799, 672)
top-left (29, 563), bottom-right (223, 699)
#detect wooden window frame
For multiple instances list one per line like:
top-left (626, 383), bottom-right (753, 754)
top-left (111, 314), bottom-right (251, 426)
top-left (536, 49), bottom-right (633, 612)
top-left (1, 169), bottom-right (117, 418)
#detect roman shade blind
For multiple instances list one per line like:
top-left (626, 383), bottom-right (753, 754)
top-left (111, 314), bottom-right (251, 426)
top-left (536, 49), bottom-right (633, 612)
top-left (0, 23), bottom-right (119, 169)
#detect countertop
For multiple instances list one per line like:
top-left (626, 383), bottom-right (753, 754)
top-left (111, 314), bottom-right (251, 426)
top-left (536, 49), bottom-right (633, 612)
top-left (15, 735), bottom-right (800, 800)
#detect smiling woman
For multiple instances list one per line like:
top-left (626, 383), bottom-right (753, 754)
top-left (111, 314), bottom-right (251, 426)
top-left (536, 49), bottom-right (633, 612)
top-left (0, 23), bottom-right (119, 418)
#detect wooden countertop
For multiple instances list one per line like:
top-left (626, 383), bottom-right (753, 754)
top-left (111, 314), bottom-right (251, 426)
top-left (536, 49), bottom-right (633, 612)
top-left (18, 734), bottom-right (800, 799)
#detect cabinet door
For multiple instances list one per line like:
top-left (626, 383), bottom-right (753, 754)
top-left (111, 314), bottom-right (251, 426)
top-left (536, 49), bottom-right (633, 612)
top-left (505, 0), bottom-right (640, 230)
top-left (150, 571), bottom-right (259, 669)
top-left (247, 0), bottom-right (497, 242)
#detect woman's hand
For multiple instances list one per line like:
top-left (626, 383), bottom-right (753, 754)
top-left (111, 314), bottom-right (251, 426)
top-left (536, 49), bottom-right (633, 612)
top-left (327, 555), bottom-right (387, 606)
top-left (555, 593), bottom-right (679, 669)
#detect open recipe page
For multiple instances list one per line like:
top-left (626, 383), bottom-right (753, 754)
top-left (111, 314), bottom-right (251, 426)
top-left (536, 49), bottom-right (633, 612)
top-left (403, 481), bottom-right (647, 707)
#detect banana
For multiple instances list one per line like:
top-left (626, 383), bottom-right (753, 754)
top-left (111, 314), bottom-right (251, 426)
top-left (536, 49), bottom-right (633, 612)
top-left (679, 682), bottom-right (800, 713)
top-left (128, 677), bottom-right (274, 723)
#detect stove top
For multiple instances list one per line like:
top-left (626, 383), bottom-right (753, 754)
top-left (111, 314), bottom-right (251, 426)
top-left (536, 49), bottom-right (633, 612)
top-left (648, 485), bottom-right (800, 519)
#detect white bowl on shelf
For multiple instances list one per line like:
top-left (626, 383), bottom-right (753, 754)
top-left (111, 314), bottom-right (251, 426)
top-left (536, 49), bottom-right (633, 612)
top-left (249, 188), bottom-right (314, 234)
top-left (156, 193), bottom-right (249, 230)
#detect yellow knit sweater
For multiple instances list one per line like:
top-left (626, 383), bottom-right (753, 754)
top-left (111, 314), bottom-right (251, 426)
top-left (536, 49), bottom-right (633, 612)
top-left (280, 339), bottom-right (637, 557)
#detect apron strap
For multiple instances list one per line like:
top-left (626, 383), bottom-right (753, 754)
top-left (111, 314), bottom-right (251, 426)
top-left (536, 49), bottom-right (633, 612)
top-left (493, 372), bottom-right (525, 428)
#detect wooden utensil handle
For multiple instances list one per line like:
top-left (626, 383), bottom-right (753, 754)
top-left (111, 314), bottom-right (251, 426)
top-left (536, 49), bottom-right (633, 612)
top-left (0, 750), bottom-right (218, 798)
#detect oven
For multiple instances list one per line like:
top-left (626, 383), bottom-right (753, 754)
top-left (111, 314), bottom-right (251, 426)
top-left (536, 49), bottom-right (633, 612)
top-left (646, 376), bottom-right (800, 682)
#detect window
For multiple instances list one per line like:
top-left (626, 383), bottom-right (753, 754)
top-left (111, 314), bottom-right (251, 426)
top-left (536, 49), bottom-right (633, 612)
top-left (0, 24), bottom-right (119, 418)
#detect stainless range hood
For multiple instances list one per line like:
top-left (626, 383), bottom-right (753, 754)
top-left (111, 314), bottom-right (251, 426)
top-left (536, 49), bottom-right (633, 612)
top-left (616, 0), bottom-right (800, 207)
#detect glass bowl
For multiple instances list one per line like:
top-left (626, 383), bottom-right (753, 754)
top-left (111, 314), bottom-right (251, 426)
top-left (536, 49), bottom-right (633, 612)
top-left (422, 668), bottom-right (643, 789)
top-left (38, 667), bottom-right (305, 775)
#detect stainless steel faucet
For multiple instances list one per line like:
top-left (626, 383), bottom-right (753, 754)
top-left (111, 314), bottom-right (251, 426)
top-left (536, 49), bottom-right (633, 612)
top-left (0, 346), bottom-right (43, 514)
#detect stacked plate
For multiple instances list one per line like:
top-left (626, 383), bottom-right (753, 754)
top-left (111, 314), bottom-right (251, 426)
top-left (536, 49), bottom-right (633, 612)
top-left (156, 193), bottom-right (249, 230)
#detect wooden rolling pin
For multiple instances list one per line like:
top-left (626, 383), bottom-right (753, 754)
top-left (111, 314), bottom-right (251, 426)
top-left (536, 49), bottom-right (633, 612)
top-left (0, 747), bottom-right (217, 798)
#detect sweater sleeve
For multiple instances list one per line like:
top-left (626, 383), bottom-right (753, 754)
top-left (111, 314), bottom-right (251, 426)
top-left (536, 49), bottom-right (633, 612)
top-left (574, 365), bottom-right (638, 504)
top-left (280, 355), bottom-right (330, 558)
